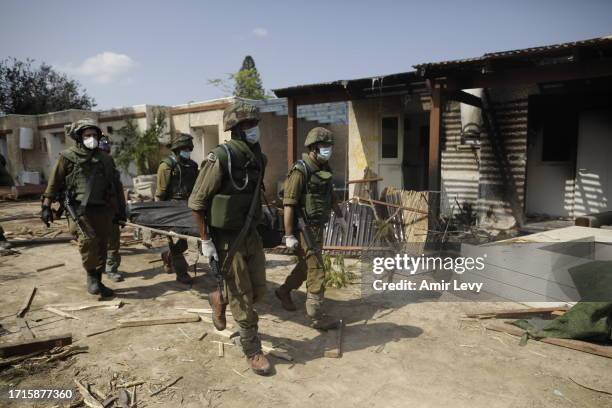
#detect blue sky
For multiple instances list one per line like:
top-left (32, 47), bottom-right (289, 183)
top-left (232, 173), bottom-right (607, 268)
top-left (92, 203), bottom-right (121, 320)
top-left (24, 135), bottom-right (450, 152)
top-left (1, 0), bottom-right (611, 109)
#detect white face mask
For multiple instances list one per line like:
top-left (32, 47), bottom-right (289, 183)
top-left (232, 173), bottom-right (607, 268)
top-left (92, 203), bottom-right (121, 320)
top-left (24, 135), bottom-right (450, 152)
top-left (179, 150), bottom-right (191, 160)
top-left (244, 126), bottom-right (260, 144)
top-left (317, 146), bottom-right (332, 162)
top-left (83, 136), bottom-right (99, 150)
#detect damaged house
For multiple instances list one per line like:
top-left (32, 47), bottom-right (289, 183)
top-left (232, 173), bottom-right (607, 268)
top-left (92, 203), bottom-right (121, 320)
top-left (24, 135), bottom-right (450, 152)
top-left (274, 35), bottom-right (612, 232)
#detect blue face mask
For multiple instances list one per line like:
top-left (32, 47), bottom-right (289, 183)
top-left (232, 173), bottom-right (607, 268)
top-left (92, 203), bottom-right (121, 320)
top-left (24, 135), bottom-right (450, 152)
top-left (179, 150), bottom-right (191, 160)
top-left (244, 126), bottom-right (260, 144)
top-left (317, 146), bottom-right (332, 162)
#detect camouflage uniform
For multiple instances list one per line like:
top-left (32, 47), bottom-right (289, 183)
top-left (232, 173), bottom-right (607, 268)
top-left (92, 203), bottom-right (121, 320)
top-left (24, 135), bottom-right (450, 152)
top-left (188, 101), bottom-right (269, 366)
top-left (43, 120), bottom-right (126, 296)
top-left (156, 133), bottom-right (198, 282)
top-left (277, 127), bottom-right (339, 328)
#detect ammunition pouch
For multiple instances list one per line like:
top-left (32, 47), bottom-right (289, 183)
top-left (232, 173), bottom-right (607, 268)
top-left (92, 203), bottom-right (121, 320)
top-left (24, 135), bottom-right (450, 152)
top-left (208, 194), bottom-right (253, 230)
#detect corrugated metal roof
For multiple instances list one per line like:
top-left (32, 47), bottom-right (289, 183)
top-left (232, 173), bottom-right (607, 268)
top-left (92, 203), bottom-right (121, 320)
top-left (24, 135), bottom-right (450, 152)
top-left (414, 35), bottom-right (612, 70)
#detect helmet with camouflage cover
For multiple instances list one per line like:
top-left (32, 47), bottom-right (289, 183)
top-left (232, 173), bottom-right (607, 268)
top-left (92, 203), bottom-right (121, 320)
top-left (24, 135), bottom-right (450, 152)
top-left (223, 100), bottom-right (260, 131)
top-left (304, 127), bottom-right (334, 147)
top-left (65, 119), bottom-right (102, 141)
top-left (170, 132), bottom-right (194, 151)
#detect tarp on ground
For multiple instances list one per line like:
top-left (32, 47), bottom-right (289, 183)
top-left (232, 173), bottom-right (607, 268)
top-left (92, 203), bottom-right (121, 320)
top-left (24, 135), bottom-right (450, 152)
top-left (512, 302), bottom-right (612, 342)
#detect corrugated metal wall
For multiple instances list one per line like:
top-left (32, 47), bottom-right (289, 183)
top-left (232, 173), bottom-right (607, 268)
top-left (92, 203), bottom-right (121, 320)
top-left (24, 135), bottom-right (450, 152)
top-left (441, 95), bottom-right (529, 229)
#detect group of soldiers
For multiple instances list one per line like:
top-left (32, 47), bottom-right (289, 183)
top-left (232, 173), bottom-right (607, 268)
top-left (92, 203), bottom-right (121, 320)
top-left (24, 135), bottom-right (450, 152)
top-left (38, 100), bottom-right (340, 376)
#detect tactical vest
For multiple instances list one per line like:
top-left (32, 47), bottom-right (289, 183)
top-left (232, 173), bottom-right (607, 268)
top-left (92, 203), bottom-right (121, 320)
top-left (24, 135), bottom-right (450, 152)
top-left (60, 147), bottom-right (114, 207)
top-left (160, 155), bottom-right (198, 200)
top-left (208, 139), bottom-right (267, 230)
top-left (292, 155), bottom-right (333, 225)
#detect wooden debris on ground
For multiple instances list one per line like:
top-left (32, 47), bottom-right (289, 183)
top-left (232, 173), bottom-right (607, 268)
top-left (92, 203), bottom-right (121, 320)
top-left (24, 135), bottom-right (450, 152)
top-left (486, 323), bottom-right (612, 359)
top-left (117, 314), bottom-right (200, 328)
top-left (74, 379), bottom-right (105, 408)
top-left (465, 306), bottom-right (570, 319)
top-left (176, 306), bottom-right (233, 316)
top-left (149, 376), bottom-right (183, 397)
top-left (17, 286), bottom-right (37, 318)
top-left (47, 300), bottom-right (123, 311)
top-left (85, 327), bottom-right (117, 337)
top-left (324, 319), bottom-right (344, 358)
top-left (45, 306), bottom-right (80, 320)
top-left (36, 262), bottom-right (65, 272)
top-left (0, 333), bottom-right (72, 358)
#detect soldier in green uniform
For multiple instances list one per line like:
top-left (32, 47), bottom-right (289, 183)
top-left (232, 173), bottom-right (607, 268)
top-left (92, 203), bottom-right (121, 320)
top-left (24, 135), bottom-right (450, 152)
top-left (41, 119), bottom-right (126, 298)
top-left (99, 135), bottom-right (123, 282)
top-left (155, 133), bottom-right (198, 284)
top-left (275, 127), bottom-right (343, 330)
top-left (0, 153), bottom-right (14, 250)
top-left (189, 101), bottom-right (271, 375)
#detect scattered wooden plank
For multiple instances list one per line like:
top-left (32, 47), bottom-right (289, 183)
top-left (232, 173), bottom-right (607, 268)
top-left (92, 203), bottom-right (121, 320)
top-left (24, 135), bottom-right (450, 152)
top-left (324, 319), bottom-right (344, 358)
top-left (486, 323), bottom-right (612, 359)
top-left (197, 332), bottom-right (208, 341)
top-left (85, 327), bottom-right (116, 337)
top-left (262, 345), bottom-right (294, 362)
top-left (117, 315), bottom-right (200, 328)
top-left (551, 310), bottom-right (566, 317)
top-left (0, 333), bottom-right (72, 358)
top-left (176, 307), bottom-right (232, 316)
top-left (466, 306), bottom-right (569, 319)
top-left (17, 286), bottom-right (37, 318)
top-left (116, 380), bottom-right (145, 389)
top-left (218, 342), bottom-right (224, 357)
top-left (74, 379), bottom-right (104, 408)
top-left (47, 300), bottom-right (123, 311)
top-left (45, 306), bottom-right (80, 320)
top-left (36, 263), bottom-right (65, 272)
top-left (0, 349), bottom-right (47, 368)
top-left (149, 376), bottom-right (183, 397)
top-left (44, 345), bottom-right (88, 363)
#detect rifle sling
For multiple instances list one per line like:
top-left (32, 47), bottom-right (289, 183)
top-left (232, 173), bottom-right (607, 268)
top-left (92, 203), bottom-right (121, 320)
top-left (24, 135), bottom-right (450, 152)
top-left (219, 155), bottom-right (264, 277)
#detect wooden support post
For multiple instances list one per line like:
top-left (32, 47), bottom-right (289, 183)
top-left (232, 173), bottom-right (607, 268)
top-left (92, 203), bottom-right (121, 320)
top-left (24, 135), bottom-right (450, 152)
top-left (428, 84), bottom-right (443, 192)
top-left (287, 97), bottom-right (298, 169)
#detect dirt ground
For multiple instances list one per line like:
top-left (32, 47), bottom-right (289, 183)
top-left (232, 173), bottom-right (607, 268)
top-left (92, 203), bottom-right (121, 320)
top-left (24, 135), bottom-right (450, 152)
top-left (1, 200), bottom-right (611, 408)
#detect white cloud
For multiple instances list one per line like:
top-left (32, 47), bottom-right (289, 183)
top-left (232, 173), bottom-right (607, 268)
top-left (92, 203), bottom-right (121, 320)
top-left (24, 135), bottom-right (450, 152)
top-left (252, 27), bottom-right (268, 37)
top-left (60, 52), bottom-right (137, 84)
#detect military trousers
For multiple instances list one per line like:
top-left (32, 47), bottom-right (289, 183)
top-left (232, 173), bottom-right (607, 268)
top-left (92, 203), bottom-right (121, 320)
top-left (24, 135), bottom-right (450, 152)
top-left (215, 227), bottom-right (266, 356)
top-left (283, 225), bottom-right (325, 296)
top-left (106, 223), bottom-right (121, 273)
top-left (68, 207), bottom-right (112, 272)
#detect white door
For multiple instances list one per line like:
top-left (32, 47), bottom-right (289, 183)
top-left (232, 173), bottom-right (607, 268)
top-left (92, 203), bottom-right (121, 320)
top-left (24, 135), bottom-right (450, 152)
top-left (377, 116), bottom-right (403, 191)
top-left (574, 108), bottom-right (612, 217)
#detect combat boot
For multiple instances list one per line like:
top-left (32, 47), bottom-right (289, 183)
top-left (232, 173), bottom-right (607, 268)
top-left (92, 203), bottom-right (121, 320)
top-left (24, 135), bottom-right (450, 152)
top-left (105, 269), bottom-right (124, 282)
top-left (246, 352), bottom-right (272, 376)
top-left (310, 315), bottom-right (341, 331)
top-left (208, 290), bottom-right (227, 330)
top-left (274, 286), bottom-right (297, 311)
top-left (86, 269), bottom-right (100, 295)
top-left (172, 255), bottom-right (193, 284)
top-left (95, 269), bottom-right (114, 298)
top-left (161, 251), bottom-right (173, 274)
top-left (0, 234), bottom-right (12, 250)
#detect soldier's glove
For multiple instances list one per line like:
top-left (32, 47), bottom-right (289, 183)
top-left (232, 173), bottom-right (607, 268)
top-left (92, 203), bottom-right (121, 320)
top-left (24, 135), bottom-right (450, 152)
top-left (41, 205), bottom-right (53, 227)
top-left (284, 235), bottom-right (299, 250)
top-left (200, 239), bottom-right (219, 261)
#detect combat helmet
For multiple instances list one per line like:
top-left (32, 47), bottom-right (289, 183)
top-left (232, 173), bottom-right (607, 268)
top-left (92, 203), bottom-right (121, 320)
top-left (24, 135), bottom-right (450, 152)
top-left (65, 119), bottom-right (102, 141)
top-left (304, 127), bottom-right (334, 147)
top-left (223, 100), bottom-right (260, 131)
top-left (170, 133), bottom-right (194, 151)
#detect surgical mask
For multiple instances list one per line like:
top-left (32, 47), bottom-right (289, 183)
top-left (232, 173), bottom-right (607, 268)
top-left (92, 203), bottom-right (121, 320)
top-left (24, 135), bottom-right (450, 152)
top-left (83, 136), bottom-right (98, 150)
top-left (179, 150), bottom-right (191, 160)
top-left (317, 146), bottom-right (332, 162)
top-left (244, 126), bottom-right (260, 144)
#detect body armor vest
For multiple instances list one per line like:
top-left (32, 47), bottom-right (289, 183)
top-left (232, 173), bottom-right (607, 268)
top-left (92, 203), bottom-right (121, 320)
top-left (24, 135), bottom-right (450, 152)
top-left (208, 139), bottom-right (267, 230)
top-left (292, 154), bottom-right (333, 225)
top-left (60, 147), bottom-right (114, 207)
top-left (160, 155), bottom-right (198, 200)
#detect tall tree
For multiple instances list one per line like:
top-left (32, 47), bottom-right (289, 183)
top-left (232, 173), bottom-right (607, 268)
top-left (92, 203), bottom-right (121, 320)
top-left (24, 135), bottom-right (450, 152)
top-left (207, 55), bottom-right (268, 100)
top-left (0, 58), bottom-right (95, 115)
top-left (234, 55), bottom-right (265, 99)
